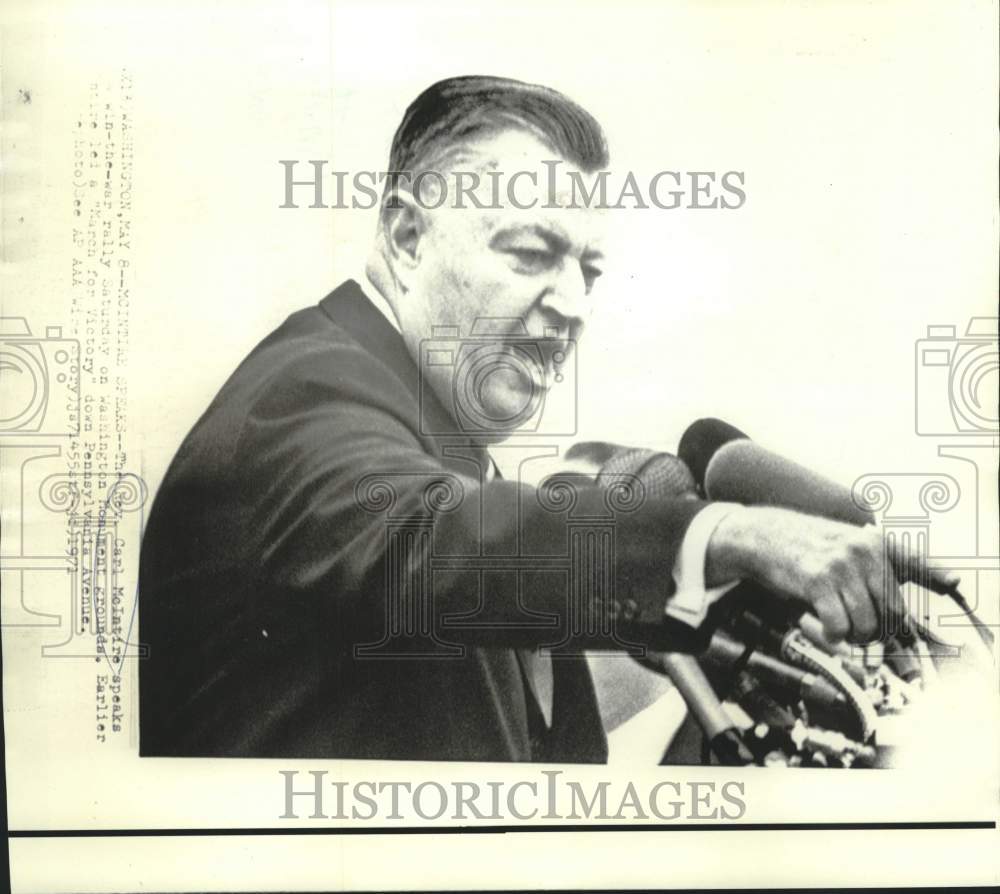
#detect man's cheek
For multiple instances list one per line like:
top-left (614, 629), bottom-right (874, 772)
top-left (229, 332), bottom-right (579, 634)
top-left (441, 264), bottom-right (502, 317)
top-left (416, 261), bottom-right (463, 318)
top-left (471, 262), bottom-right (529, 316)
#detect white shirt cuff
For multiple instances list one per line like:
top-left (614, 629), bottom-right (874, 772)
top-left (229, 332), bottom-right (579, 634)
top-left (665, 502), bottom-right (744, 627)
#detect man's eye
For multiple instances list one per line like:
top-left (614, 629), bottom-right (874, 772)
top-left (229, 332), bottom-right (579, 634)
top-left (582, 265), bottom-right (604, 288)
top-left (509, 248), bottom-right (551, 267)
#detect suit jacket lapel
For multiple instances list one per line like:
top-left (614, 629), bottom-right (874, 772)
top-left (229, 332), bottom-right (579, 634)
top-left (318, 279), bottom-right (605, 761)
top-left (317, 279), bottom-right (463, 450)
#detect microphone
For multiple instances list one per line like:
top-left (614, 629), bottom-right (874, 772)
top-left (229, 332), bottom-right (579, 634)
top-left (727, 583), bottom-right (870, 685)
top-left (676, 417), bottom-right (748, 496)
top-left (566, 442), bottom-right (700, 501)
top-left (702, 629), bottom-right (849, 713)
top-left (678, 418), bottom-right (874, 527)
top-left (734, 664), bottom-right (877, 769)
top-left (575, 443), bottom-right (754, 764)
top-left (678, 417), bottom-right (987, 638)
top-left (645, 652), bottom-right (754, 766)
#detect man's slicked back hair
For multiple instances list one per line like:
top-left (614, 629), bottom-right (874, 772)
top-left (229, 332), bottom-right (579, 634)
top-left (386, 75), bottom-right (609, 183)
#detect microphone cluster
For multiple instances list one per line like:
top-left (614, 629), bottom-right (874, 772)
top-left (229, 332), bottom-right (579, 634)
top-left (569, 417), bottom-right (959, 767)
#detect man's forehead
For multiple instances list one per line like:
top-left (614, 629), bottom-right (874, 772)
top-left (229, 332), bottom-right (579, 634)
top-left (410, 126), bottom-right (609, 255)
top-left (470, 130), bottom-right (604, 189)
top-left (468, 127), bottom-right (569, 168)
top-left (442, 131), bottom-right (608, 247)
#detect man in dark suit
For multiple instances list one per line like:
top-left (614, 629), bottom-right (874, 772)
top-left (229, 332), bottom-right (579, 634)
top-left (139, 75), bottom-right (943, 761)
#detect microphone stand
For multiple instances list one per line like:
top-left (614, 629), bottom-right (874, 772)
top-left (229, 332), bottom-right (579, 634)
top-left (643, 652), bottom-right (755, 766)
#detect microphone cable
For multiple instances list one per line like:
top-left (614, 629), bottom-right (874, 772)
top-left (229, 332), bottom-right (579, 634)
top-left (945, 586), bottom-right (995, 650)
top-left (780, 630), bottom-right (879, 743)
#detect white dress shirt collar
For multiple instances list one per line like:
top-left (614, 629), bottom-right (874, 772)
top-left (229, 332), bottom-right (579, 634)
top-left (352, 271), bottom-right (498, 481)
top-left (355, 271), bottom-right (402, 335)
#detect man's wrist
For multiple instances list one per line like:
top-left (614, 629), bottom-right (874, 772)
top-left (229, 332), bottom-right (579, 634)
top-left (666, 502), bottom-right (744, 626)
top-left (704, 505), bottom-right (757, 588)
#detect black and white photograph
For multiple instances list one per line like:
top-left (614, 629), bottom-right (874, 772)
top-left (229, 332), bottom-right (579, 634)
top-left (1, 0), bottom-right (997, 890)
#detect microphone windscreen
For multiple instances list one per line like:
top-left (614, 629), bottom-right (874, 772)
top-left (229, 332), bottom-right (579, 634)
top-left (596, 447), bottom-right (698, 501)
top-left (706, 439), bottom-right (875, 527)
top-left (678, 418), bottom-right (749, 491)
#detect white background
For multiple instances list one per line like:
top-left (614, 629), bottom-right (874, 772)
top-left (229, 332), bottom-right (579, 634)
top-left (2, 0), bottom-right (998, 890)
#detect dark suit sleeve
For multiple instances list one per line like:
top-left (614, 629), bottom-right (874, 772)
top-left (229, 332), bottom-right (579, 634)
top-left (235, 338), bottom-right (714, 654)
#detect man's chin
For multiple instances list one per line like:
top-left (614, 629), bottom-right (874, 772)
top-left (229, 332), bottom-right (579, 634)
top-left (459, 385), bottom-right (544, 439)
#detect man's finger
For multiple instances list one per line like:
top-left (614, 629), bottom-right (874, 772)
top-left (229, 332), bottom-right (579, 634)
top-left (885, 534), bottom-right (961, 594)
top-left (925, 565), bottom-right (961, 594)
top-left (839, 567), bottom-right (878, 643)
top-left (862, 559), bottom-right (905, 640)
top-left (812, 585), bottom-right (851, 644)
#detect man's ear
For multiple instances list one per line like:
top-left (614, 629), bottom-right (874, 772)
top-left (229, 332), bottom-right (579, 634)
top-left (381, 187), bottom-right (427, 283)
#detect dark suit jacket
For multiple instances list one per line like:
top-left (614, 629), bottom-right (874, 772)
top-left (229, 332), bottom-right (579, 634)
top-left (138, 280), bottom-right (711, 761)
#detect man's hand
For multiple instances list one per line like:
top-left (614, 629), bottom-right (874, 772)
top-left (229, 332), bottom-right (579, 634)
top-left (705, 506), bottom-right (960, 644)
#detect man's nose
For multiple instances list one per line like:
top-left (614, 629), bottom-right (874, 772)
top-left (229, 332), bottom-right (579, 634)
top-left (539, 260), bottom-right (590, 331)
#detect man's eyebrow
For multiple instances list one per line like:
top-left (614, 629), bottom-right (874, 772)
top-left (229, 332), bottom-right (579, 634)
top-left (490, 224), bottom-right (604, 260)
top-left (490, 224), bottom-right (566, 251)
